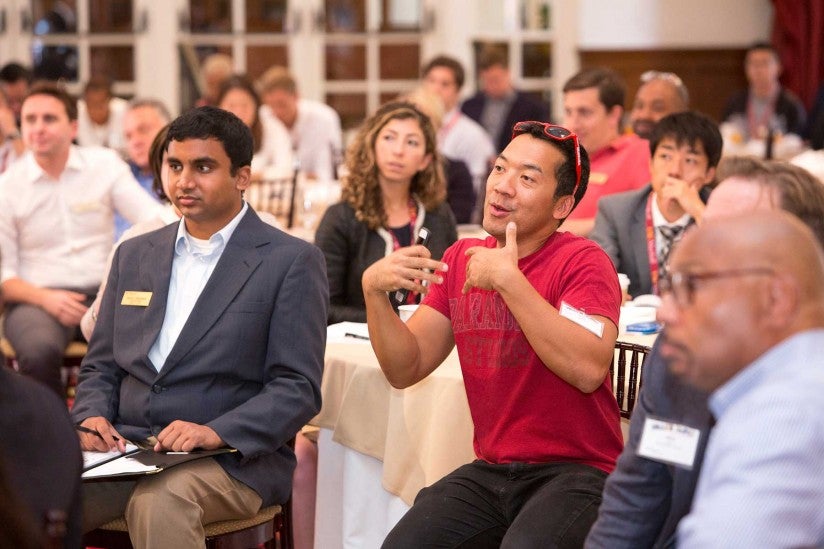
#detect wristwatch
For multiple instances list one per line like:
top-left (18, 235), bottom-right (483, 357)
top-left (4, 130), bottom-right (20, 141)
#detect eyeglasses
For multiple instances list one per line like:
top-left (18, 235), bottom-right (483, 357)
top-left (659, 268), bottom-right (774, 308)
top-left (640, 70), bottom-right (685, 87)
top-left (512, 121), bottom-right (582, 198)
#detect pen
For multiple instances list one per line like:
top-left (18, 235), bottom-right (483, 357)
top-left (75, 424), bottom-right (120, 441)
top-left (345, 332), bottom-right (369, 341)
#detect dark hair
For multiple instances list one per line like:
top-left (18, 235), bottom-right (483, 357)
top-left (746, 41), bottom-right (780, 61)
top-left (216, 74), bottom-right (262, 154)
top-left (478, 45), bottom-right (508, 71)
top-left (0, 62), bottom-right (32, 84)
top-left (83, 75), bottom-right (113, 97)
top-left (24, 81), bottom-right (77, 121)
top-left (422, 55), bottom-right (465, 90)
top-left (150, 124), bottom-right (171, 203)
top-left (510, 121), bottom-right (591, 210)
top-left (563, 67), bottom-right (626, 112)
top-left (649, 111), bottom-right (723, 168)
top-left (165, 106), bottom-right (253, 175)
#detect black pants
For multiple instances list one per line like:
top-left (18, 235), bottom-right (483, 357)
top-left (382, 460), bottom-right (607, 549)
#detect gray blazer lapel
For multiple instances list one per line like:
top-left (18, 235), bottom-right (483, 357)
top-left (629, 187), bottom-right (653, 293)
top-left (159, 212), bottom-right (266, 374)
top-left (140, 224), bottom-right (177, 361)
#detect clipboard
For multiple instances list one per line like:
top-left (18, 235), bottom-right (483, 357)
top-left (82, 446), bottom-right (237, 481)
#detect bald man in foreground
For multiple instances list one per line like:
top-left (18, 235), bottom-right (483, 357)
top-left (658, 212), bottom-right (824, 547)
top-left (587, 158), bottom-right (824, 549)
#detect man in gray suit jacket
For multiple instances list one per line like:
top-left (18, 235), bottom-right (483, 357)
top-left (72, 106), bottom-right (328, 548)
top-left (590, 112), bottom-right (721, 298)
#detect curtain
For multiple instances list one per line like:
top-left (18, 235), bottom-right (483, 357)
top-left (771, 0), bottom-right (824, 109)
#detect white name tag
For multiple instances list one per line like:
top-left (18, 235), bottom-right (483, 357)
top-left (638, 417), bottom-right (701, 469)
top-left (559, 301), bottom-right (604, 338)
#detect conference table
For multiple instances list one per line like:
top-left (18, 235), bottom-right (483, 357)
top-left (311, 321), bottom-right (656, 548)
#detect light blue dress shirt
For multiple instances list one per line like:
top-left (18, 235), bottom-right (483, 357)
top-left (677, 330), bottom-right (824, 548)
top-left (147, 202), bottom-right (248, 371)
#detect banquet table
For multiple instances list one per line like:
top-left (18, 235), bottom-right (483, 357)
top-left (311, 323), bottom-right (655, 548)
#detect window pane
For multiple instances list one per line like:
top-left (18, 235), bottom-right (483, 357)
top-left (190, 0), bottom-right (232, 33)
top-left (522, 42), bottom-right (551, 78)
top-left (324, 0), bottom-right (366, 33)
top-left (89, 0), bottom-right (133, 33)
top-left (246, 0), bottom-right (287, 32)
top-left (31, 0), bottom-right (78, 34)
top-left (379, 43), bottom-right (419, 80)
top-left (380, 0), bottom-right (421, 32)
top-left (32, 43), bottom-right (78, 81)
top-left (325, 44), bottom-right (366, 80)
top-left (91, 46), bottom-right (134, 81)
top-left (521, 0), bottom-right (551, 31)
top-left (379, 92), bottom-right (399, 105)
top-left (246, 46), bottom-right (288, 80)
top-left (326, 93), bottom-right (366, 131)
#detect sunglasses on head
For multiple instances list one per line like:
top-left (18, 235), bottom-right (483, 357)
top-left (511, 121), bottom-right (582, 198)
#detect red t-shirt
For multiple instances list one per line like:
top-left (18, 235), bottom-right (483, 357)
top-left (567, 134), bottom-right (651, 220)
top-left (422, 231), bottom-right (623, 473)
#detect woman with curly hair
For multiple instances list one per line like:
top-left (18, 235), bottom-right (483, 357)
top-left (316, 100), bottom-right (458, 324)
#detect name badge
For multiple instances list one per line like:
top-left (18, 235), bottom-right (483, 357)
top-left (70, 201), bottom-right (103, 214)
top-left (638, 417), bottom-right (701, 469)
top-left (559, 301), bottom-right (604, 338)
top-left (122, 291), bottom-right (152, 307)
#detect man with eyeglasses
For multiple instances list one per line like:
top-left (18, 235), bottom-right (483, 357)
top-left (586, 157), bottom-right (824, 548)
top-left (590, 111), bottom-right (721, 299)
top-left (363, 121), bottom-right (624, 547)
top-left (630, 71), bottom-right (690, 139)
top-left (562, 67), bottom-right (651, 236)
top-left (660, 212), bottom-right (824, 547)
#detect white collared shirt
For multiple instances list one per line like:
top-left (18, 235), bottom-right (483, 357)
top-left (650, 193), bottom-right (691, 259)
top-left (147, 202), bottom-right (248, 371)
top-left (0, 145), bottom-right (163, 288)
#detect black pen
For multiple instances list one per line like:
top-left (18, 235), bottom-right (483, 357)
top-left (76, 424), bottom-right (120, 442)
top-left (345, 332), bottom-right (370, 341)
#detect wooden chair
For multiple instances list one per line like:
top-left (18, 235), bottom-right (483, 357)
top-left (610, 341), bottom-right (651, 419)
top-left (82, 500), bottom-right (292, 549)
top-left (245, 171), bottom-right (300, 229)
top-left (0, 338), bottom-right (87, 404)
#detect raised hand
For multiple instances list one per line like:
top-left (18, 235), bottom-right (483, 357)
top-left (463, 221), bottom-right (519, 294)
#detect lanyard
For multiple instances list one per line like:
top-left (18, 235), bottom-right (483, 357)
top-left (746, 95), bottom-right (776, 139)
top-left (645, 193), bottom-right (660, 295)
top-left (388, 198), bottom-right (419, 304)
top-left (438, 110), bottom-right (462, 143)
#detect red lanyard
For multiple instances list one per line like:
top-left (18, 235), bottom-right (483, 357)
top-left (388, 198), bottom-right (419, 304)
top-left (388, 198), bottom-right (418, 251)
top-left (645, 193), bottom-right (660, 295)
top-left (438, 110), bottom-right (461, 142)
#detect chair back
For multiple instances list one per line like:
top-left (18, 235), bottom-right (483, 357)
top-left (245, 171), bottom-right (300, 228)
top-left (610, 342), bottom-right (651, 419)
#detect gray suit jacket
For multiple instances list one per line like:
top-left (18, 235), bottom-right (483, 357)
top-left (590, 184), bottom-right (654, 297)
top-left (72, 208), bottom-right (329, 506)
top-left (585, 339), bottom-right (713, 549)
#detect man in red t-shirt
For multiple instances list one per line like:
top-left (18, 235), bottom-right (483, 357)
top-left (363, 121), bottom-right (622, 548)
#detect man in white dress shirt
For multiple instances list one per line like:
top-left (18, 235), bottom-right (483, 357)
top-left (258, 66), bottom-right (342, 181)
top-left (422, 55), bottom-right (496, 221)
top-left (0, 82), bottom-right (161, 395)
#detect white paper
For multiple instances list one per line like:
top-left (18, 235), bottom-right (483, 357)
top-left (82, 455), bottom-right (159, 479)
top-left (82, 443), bottom-right (139, 469)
